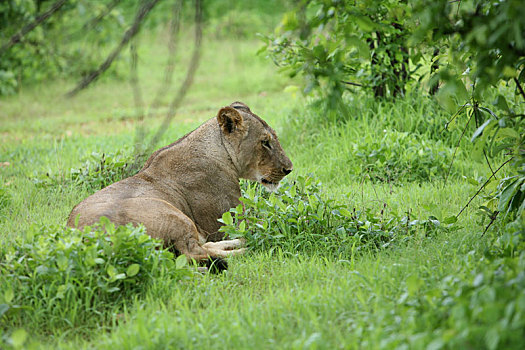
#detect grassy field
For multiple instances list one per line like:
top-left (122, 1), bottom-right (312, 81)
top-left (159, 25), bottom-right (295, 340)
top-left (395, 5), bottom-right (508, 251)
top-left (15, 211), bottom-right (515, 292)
top-left (1, 27), bottom-right (523, 350)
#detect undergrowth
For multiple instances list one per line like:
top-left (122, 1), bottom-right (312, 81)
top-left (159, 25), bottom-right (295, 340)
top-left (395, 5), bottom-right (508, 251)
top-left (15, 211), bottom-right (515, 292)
top-left (282, 95), bottom-right (472, 184)
top-left (220, 176), bottom-right (457, 255)
top-left (0, 218), bottom-right (191, 334)
top-left (404, 217), bottom-right (525, 350)
top-left (33, 151), bottom-right (135, 192)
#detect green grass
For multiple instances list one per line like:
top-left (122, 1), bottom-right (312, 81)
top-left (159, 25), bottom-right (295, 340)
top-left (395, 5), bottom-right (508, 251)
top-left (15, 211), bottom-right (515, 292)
top-left (1, 26), bottom-right (524, 350)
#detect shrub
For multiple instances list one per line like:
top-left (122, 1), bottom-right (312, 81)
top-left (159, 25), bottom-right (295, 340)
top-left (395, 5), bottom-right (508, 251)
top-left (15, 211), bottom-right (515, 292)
top-left (412, 217), bottom-right (525, 349)
top-left (33, 151), bottom-right (135, 192)
top-left (352, 130), bottom-right (456, 183)
top-left (0, 218), bottom-right (191, 330)
top-left (219, 176), bottom-right (450, 256)
top-left (70, 151), bottom-right (135, 191)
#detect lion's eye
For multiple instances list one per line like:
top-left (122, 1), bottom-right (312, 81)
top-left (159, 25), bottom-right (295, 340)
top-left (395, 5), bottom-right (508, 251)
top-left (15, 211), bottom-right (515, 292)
top-left (262, 139), bottom-right (272, 149)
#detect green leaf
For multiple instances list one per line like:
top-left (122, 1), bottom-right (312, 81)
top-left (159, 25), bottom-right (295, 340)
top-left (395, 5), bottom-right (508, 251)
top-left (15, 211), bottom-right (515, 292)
top-left (10, 328), bottom-right (28, 348)
top-left (126, 264), bottom-right (140, 277)
top-left (0, 304), bottom-right (9, 318)
top-left (498, 178), bottom-right (520, 213)
top-left (346, 35), bottom-right (370, 59)
top-left (4, 288), bottom-right (14, 303)
top-left (354, 15), bottom-right (375, 32)
top-left (443, 216), bottom-right (457, 224)
top-left (56, 255), bottom-right (68, 271)
top-left (239, 220), bottom-right (246, 233)
top-left (485, 327), bottom-right (500, 350)
top-left (115, 273), bottom-right (126, 280)
top-left (107, 264), bottom-right (117, 278)
top-left (406, 274), bottom-right (423, 296)
top-left (493, 94), bottom-right (510, 113)
top-left (496, 127), bottom-right (519, 140)
top-left (176, 254), bottom-right (188, 269)
top-left (221, 211), bottom-right (233, 226)
top-left (471, 118), bottom-right (493, 142)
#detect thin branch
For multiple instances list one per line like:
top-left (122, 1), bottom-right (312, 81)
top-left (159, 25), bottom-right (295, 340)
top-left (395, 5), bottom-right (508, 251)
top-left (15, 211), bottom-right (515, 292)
top-left (129, 39), bottom-right (146, 161)
top-left (341, 80), bottom-right (363, 87)
top-left (483, 148), bottom-right (497, 179)
top-left (442, 103), bottom-right (468, 132)
top-left (150, 0), bottom-right (182, 109)
top-left (130, 0), bottom-right (182, 169)
top-left (514, 77), bottom-right (525, 101)
top-left (129, 41), bottom-right (144, 116)
top-left (0, 0), bottom-right (68, 56)
top-left (66, 0), bottom-right (162, 97)
top-left (455, 0), bottom-right (462, 17)
top-left (444, 108), bottom-right (474, 186)
top-left (481, 210), bottom-right (499, 237)
top-left (140, 0), bottom-right (203, 162)
top-left (457, 158), bottom-right (513, 218)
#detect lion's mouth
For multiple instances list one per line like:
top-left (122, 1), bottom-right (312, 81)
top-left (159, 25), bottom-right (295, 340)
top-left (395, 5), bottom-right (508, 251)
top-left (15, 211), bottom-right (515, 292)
top-left (260, 178), bottom-right (280, 191)
top-left (261, 178), bottom-right (278, 186)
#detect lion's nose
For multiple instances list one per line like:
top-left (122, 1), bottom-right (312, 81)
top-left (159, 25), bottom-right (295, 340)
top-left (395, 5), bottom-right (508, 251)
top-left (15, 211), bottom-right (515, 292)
top-left (283, 167), bottom-right (292, 175)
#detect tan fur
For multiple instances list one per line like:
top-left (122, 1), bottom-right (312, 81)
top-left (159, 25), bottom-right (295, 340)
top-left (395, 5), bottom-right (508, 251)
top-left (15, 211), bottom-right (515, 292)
top-left (67, 102), bottom-right (293, 262)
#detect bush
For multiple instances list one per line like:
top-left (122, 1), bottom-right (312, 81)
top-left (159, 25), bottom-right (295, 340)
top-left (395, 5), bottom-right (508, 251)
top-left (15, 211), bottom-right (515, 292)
top-left (412, 217), bottom-right (525, 349)
top-left (0, 218), bottom-right (191, 330)
top-left (352, 130), bottom-right (456, 183)
top-left (219, 176), bottom-right (451, 256)
top-left (33, 150), bottom-right (135, 192)
top-left (70, 151), bottom-right (135, 191)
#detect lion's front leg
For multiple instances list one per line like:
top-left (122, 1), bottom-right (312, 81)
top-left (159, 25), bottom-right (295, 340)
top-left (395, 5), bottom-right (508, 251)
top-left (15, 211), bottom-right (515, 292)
top-left (203, 238), bottom-right (246, 252)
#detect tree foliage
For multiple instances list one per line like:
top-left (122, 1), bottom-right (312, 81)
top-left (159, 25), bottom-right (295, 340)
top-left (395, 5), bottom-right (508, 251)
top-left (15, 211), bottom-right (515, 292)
top-left (266, 0), bottom-right (524, 225)
top-left (0, 0), bottom-right (135, 95)
top-left (264, 0), bottom-right (417, 103)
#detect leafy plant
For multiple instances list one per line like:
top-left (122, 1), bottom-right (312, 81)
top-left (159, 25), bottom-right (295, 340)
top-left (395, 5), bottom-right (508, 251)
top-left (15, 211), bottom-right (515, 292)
top-left (264, 0), bottom-right (418, 106)
top-left (0, 0), bottom-right (130, 95)
top-left (412, 217), bottom-right (525, 349)
top-left (70, 151), bottom-right (135, 191)
top-left (352, 130), bottom-right (456, 183)
top-left (412, 0), bottom-right (525, 228)
top-left (0, 217), bottom-right (191, 330)
top-left (33, 150), bottom-right (135, 192)
top-left (219, 176), bottom-right (451, 256)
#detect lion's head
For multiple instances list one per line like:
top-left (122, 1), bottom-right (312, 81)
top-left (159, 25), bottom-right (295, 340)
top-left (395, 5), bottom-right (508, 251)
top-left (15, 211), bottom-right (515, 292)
top-left (217, 101), bottom-right (293, 191)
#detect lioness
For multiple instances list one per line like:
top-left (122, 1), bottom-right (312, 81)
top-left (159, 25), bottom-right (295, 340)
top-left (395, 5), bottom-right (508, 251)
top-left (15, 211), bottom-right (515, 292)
top-left (67, 102), bottom-right (293, 268)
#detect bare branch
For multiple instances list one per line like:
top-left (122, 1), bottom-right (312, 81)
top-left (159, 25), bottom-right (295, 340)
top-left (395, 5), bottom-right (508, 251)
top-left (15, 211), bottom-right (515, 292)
top-left (442, 103), bottom-right (468, 132)
top-left (341, 80), bottom-right (363, 87)
top-left (456, 158), bottom-right (513, 218)
top-left (66, 0), bottom-right (162, 97)
top-left (129, 39), bottom-right (147, 159)
top-left (481, 210), bottom-right (499, 236)
top-left (150, 0), bottom-right (182, 109)
top-left (443, 107), bottom-right (474, 186)
top-left (0, 0), bottom-right (68, 56)
top-left (129, 41), bottom-right (144, 116)
top-left (139, 0), bottom-right (203, 166)
top-left (514, 77), bottom-right (525, 102)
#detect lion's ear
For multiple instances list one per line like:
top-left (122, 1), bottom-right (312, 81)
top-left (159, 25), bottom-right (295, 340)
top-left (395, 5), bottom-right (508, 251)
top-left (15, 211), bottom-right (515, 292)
top-left (217, 106), bottom-right (244, 134)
